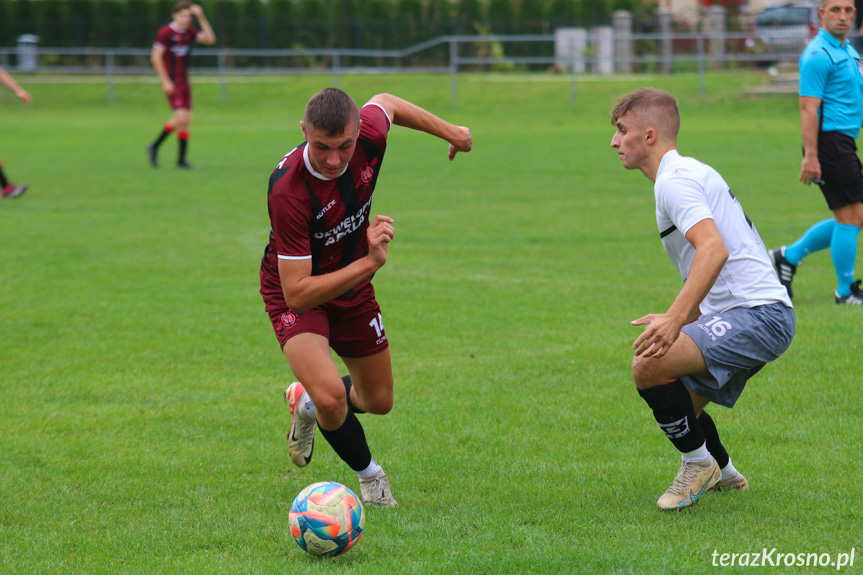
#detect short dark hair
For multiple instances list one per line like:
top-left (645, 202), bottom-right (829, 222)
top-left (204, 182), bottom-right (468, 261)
top-left (173, 2), bottom-right (192, 15)
top-left (304, 88), bottom-right (360, 137)
top-left (610, 87), bottom-right (680, 138)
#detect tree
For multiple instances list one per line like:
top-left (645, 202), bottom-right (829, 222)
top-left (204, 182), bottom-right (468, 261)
top-left (363, 0), bottom-right (393, 49)
top-left (455, 0), bottom-right (484, 34)
top-left (239, 0), bottom-right (266, 48)
top-left (549, 0), bottom-right (577, 27)
top-left (0, 1), bottom-right (8, 46)
top-left (576, 0), bottom-right (611, 25)
top-left (125, 0), bottom-right (154, 48)
top-left (36, 0), bottom-right (71, 46)
top-left (518, 0), bottom-right (548, 34)
top-left (68, 0), bottom-right (93, 46)
top-left (154, 0), bottom-right (174, 26)
top-left (268, 0), bottom-right (295, 49)
top-left (14, 0), bottom-right (35, 35)
top-left (332, 0), bottom-right (359, 48)
top-left (98, 0), bottom-right (125, 47)
top-left (394, 0), bottom-right (421, 49)
top-left (296, 0), bottom-right (327, 49)
top-left (213, 0), bottom-right (239, 47)
top-left (488, 0), bottom-right (515, 35)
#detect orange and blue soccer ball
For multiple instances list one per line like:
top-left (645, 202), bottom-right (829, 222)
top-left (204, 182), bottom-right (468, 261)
top-left (289, 481), bottom-right (365, 557)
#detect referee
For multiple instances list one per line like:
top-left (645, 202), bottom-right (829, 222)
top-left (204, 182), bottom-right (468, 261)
top-left (770, 0), bottom-right (863, 305)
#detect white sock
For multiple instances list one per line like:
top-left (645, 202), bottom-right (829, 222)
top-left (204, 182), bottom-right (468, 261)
top-left (357, 459), bottom-right (382, 480)
top-left (298, 394), bottom-right (316, 421)
top-left (681, 443), bottom-right (712, 464)
top-left (720, 459), bottom-right (739, 480)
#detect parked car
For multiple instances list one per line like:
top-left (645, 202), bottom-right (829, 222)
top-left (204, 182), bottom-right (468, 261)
top-left (749, 2), bottom-right (819, 62)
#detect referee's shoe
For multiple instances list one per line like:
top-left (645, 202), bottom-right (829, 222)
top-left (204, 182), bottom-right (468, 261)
top-left (836, 280), bottom-right (863, 305)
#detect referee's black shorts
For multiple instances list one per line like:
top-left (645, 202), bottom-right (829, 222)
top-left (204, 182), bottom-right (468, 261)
top-left (816, 131), bottom-right (863, 210)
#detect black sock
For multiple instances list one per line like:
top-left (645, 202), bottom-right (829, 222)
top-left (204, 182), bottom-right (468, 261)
top-left (698, 410), bottom-right (730, 469)
top-left (0, 167), bottom-right (8, 188)
top-left (178, 139), bottom-right (188, 164)
top-left (342, 375), bottom-right (365, 414)
top-left (151, 129), bottom-right (171, 149)
top-left (317, 411), bottom-right (372, 472)
top-left (637, 380), bottom-right (706, 454)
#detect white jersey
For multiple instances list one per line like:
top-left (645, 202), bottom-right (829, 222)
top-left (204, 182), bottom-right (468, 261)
top-left (654, 150), bottom-right (792, 315)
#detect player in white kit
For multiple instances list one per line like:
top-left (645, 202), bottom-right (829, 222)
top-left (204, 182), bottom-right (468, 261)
top-left (610, 88), bottom-right (795, 511)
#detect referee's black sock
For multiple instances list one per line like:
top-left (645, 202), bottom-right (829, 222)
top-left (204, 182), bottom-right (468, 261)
top-left (317, 411), bottom-right (372, 472)
top-left (698, 410), bottom-right (730, 469)
top-left (638, 380), bottom-right (706, 454)
top-left (342, 375), bottom-right (365, 414)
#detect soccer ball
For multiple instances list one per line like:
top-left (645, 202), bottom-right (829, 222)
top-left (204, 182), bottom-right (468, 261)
top-left (289, 481), bottom-right (365, 557)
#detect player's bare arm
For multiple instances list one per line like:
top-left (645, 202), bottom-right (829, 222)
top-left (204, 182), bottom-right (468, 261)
top-left (367, 94), bottom-right (472, 160)
top-left (632, 218), bottom-right (728, 359)
top-left (150, 46), bottom-right (174, 95)
top-left (0, 68), bottom-right (31, 104)
top-left (278, 215), bottom-right (395, 313)
top-left (190, 5), bottom-right (217, 45)
top-left (799, 96), bottom-right (822, 185)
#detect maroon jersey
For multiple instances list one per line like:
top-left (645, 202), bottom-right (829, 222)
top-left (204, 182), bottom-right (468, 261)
top-left (260, 104), bottom-right (391, 306)
top-left (153, 23), bottom-right (200, 86)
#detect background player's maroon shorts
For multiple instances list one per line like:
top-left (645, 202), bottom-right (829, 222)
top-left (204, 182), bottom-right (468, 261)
top-left (167, 83), bottom-right (192, 110)
top-left (264, 283), bottom-right (389, 358)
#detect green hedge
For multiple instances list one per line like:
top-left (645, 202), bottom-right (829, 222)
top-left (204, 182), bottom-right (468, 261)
top-left (0, 0), bottom-right (638, 50)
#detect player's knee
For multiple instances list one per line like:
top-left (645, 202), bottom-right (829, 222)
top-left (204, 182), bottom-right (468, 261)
top-left (632, 357), bottom-right (661, 390)
top-left (366, 399), bottom-right (392, 415)
top-left (362, 390), bottom-right (393, 415)
top-left (312, 390), bottom-right (347, 417)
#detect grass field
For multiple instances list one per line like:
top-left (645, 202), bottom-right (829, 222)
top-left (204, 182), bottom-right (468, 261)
top-left (1, 70), bottom-right (861, 574)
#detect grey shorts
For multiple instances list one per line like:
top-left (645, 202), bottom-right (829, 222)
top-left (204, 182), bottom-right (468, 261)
top-left (680, 302), bottom-right (795, 408)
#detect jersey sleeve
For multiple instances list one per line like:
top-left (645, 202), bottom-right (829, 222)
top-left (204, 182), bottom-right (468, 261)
top-left (191, 26), bottom-right (201, 40)
top-left (359, 103), bottom-right (392, 148)
top-left (799, 49), bottom-right (830, 99)
top-left (657, 174), bottom-right (713, 237)
top-left (270, 168), bottom-right (313, 261)
top-left (153, 26), bottom-right (170, 49)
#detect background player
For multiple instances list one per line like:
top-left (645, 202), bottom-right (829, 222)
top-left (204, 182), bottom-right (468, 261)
top-left (148, 2), bottom-right (215, 169)
top-left (0, 66), bottom-right (32, 198)
top-left (260, 88), bottom-right (471, 506)
top-left (610, 88), bottom-right (795, 511)
top-left (769, 0), bottom-right (863, 305)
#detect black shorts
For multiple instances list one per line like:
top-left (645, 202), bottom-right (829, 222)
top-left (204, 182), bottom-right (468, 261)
top-left (815, 131), bottom-right (863, 210)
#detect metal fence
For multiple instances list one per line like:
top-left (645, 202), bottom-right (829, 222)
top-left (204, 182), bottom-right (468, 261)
top-left (0, 30), bottom-right (798, 106)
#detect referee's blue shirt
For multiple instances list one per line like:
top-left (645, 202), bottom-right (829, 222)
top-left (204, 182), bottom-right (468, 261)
top-left (799, 28), bottom-right (863, 139)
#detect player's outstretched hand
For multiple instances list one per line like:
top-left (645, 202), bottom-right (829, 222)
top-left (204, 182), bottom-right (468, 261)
top-left (162, 80), bottom-right (175, 96)
top-left (16, 89), bottom-right (31, 105)
top-left (448, 126), bottom-right (473, 161)
top-left (367, 215), bottom-right (395, 269)
top-left (631, 313), bottom-right (682, 359)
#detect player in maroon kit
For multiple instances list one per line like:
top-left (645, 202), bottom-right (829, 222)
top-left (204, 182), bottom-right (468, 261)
top-left (148, 2), bottom-right (215, 169)
top-left (0, 66), bottom-right (31, 198)
top-left (260, 88), bottom-right (472, 506)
